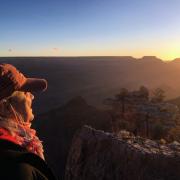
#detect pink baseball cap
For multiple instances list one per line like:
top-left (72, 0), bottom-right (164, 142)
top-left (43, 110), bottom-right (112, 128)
top-left (0, 64), bottom-right (47, 100)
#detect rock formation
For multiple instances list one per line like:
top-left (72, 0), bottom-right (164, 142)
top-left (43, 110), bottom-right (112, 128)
top-left (35, 96), bottom-right (112, 179)
top-left (65, 125), bottom-right (180, 180)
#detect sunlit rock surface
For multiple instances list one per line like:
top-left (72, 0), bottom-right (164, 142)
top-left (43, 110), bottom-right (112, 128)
top-left (65, 126), bottom-right (180, 180)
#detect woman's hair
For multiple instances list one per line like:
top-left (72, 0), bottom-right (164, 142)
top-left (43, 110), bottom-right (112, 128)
top-left (0, 91), bottom-right (27, 123)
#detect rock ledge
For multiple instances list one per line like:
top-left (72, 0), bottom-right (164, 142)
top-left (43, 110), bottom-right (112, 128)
top-left (65, 126), bottom-right (180, 180)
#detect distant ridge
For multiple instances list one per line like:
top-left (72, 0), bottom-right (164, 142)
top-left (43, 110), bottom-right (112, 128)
top-left (1, 56), bottom-right (180, 62)
top-left (171, 58), bottom-right (180, 63)
top-left (1, 56), bottom-right (180, 115)
top-left (140, 56), bottom-right (162, 61)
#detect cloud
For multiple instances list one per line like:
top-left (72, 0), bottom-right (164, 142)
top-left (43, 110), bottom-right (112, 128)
top-left (8, 48), bottom-right (13, 52)
top-left (52, 48), bottom-right (60, 52)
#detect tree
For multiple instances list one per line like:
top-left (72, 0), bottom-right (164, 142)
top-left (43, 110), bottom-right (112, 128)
top-left (115, 88), bottom-right (129, 118)
top-left (139, 86), bottom-right (149, 100)
top-left (152, 122), bottom-right (166, 140)
top-left (151, 88), bottom-right (165, 103)
top-left (167, 126), bottom-right (180, 142)
top-left (144, 112), bottom-right (150, 138)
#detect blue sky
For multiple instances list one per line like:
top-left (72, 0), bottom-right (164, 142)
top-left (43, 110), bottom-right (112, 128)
top-left (1, 0), bottom-right (180, 60)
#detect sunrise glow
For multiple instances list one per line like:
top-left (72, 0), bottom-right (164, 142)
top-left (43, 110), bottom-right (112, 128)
top-left (1, 0), bottom-right (180, 61)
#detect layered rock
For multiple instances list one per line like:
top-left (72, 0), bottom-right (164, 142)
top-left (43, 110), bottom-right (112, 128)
top-left (65, 126), bottom-right (180, 180)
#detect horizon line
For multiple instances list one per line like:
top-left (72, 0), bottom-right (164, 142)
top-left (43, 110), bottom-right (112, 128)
top-left (1, 55), bottom-right (180, 61)
top-left (0, 55), bottom-right (180, 61)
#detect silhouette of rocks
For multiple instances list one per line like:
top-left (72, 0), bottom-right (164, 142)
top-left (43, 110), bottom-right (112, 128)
top-left (35, 96), bottom-right (111, 179)
top-left (65, 126), bottom-right (180, 180)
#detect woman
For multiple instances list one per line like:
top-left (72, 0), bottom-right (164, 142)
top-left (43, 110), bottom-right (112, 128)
top-left (0, 91), bottom-right (54, 180)
top-left (0, 64), bottom-right (56, 180)
top-left (0, 91), bottom-right (56, 180)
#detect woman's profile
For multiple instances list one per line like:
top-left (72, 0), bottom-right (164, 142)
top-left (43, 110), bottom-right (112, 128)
top-left (0, 64), bottom-right (56, 180)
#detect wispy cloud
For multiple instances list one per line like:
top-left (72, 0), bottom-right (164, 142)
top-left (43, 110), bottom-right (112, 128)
top-left (8, 48), bottom-right (13, 52)
top-left (52, 48), bottom-right (60, 52)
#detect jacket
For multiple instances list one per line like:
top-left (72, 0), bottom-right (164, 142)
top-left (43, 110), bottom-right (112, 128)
top-left (0, 139), bottom-right (57, 180)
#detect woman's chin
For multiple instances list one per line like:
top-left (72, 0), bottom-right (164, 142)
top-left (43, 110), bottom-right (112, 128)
top-left (27, 114), bottom-right (34, 122)
top-left (30, 115), bottom-right (34, 121)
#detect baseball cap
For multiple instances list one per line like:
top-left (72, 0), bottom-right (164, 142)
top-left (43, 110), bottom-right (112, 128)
top-left (0, 64), bottom-right (47, 100)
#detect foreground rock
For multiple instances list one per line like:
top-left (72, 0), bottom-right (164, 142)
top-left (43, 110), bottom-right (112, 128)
top-left (65, 126), bottom-right (180, 180)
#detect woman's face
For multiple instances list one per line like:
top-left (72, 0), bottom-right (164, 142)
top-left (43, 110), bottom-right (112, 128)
top-left (0, 91), bottom-right (35, 123)
top-left (14, 92), bottom-right (34, 123)
top-left (23, 92), bottom-right (34, 122)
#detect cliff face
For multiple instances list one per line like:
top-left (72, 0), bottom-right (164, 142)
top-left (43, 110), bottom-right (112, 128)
top-left (65, 126), bottom-right (180, 180)
top-left (35, 97), bottom-right (111, 179)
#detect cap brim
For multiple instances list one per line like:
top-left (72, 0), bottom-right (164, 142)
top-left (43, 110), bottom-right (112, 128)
top-left (20, 78), bottom-right (48, 93)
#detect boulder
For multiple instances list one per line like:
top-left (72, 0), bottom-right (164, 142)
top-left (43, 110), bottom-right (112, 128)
top-left (65, 126), bottom-right (180, 180)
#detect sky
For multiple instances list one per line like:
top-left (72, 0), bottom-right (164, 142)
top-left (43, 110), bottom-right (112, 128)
top-left (1, 0), bottom-right (180, 60)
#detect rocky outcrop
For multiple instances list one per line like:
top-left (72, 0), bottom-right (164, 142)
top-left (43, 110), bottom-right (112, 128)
top-left (35, 97), bottom-right (112, 179)
top-left (65, 126), bottom-right (180, 180)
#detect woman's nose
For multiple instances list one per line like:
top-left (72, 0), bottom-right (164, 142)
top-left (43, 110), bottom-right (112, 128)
top-left (25, 92), bottom-right (34, 100)
top-left (30, 93), bottom-right (34, 100)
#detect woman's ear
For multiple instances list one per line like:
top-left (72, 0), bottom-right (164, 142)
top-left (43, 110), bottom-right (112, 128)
top-left (1, 99), bottom-right (9, 111)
